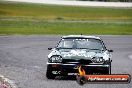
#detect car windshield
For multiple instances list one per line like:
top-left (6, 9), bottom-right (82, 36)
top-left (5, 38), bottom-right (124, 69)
top-left (57, 38), bottom-right (106, 50)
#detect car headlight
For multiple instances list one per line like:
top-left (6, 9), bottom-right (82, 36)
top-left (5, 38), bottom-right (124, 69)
top-left (92, 57), bottom-right (104, 63)
top-left (49, 55), bottom-right (62, 63)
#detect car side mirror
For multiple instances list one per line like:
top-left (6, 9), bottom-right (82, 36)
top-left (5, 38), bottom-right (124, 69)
top-left (48, 48), bottom-right (52, 50)
top-left (108, 49), bottom-right (113, 52)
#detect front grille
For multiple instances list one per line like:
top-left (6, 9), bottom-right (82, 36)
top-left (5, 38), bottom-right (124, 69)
top-left (62, 59), bottom-right (93, 64)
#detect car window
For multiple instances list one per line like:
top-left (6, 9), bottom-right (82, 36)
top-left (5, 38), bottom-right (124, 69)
top-left (57, 38), bottom-right (105, 50)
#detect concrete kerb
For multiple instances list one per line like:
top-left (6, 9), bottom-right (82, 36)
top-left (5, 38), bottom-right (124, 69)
top-left (0, 74), bottom-right (17, 88)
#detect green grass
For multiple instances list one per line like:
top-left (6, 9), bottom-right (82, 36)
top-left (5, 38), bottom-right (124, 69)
top-left (0, 1), bottom-right (132, 35)
top-left (0, 20), bottom-right (131, 35)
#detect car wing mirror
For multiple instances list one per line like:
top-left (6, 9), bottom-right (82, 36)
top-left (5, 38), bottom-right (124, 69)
top-left (108, 49), bottom-right (113, 52)
top-left (48, 48), bottom-right (52, 50)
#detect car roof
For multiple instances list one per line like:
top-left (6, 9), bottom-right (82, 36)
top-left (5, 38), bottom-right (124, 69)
top-left (62, 35), bottom-right (101, 40)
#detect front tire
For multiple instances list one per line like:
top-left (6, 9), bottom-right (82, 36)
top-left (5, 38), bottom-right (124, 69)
top-left (102, 65), bottom-right (111, 74)
top-left (104, 67), bottom-right (110, 74)
top-left (103, 59), bottom-right (111, 74)
top-left (76, 76), bottom-right (86, 85)
top-left (46, 65), bottom-right (56, 79)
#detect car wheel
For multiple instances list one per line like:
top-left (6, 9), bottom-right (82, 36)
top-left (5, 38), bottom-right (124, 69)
top-left (46, 66), bottom-right (56, 79)
top-left (76, 76), bottom-right (87, 85)
top-left (103, 59), bottom-right (111, 74)
top-left (102, 66), bottom-right (110, 74)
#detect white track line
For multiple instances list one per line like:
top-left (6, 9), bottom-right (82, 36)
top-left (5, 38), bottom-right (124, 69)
top-left (5, 0), bottom-right (132, 7)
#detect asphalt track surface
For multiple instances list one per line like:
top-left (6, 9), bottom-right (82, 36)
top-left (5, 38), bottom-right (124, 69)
top-left (6, 0), bottom-right (132, 7)
top-left (0, 35), bottom-right (132, 88)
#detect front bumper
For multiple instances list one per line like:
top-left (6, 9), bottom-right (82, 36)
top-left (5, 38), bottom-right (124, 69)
top-left (47, 62), bottom-right (110, 75)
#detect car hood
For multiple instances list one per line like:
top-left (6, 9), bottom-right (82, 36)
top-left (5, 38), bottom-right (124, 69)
top-left (48, 49), bottom-right (110, 60)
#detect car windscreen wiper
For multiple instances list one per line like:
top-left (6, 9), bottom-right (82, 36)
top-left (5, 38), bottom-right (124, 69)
top-left (89, 49), bottom-right (105, 51)
top-left (56, 47), bottom-right (73, 49)
top-left (73, 48), bottom-right (100, 50)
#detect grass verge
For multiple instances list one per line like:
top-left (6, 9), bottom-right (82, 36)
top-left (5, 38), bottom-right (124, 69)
top-left (0, 20), bottom-right (132, 35)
